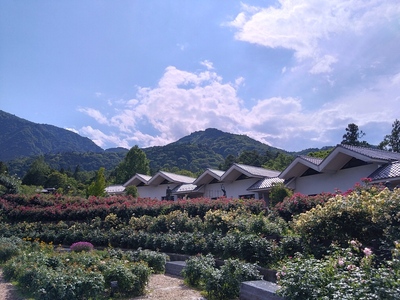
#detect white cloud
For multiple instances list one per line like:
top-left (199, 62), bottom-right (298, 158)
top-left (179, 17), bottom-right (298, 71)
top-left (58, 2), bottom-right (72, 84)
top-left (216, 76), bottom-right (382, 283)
top-left (228, 0), bottom-right (400, 73)
top-left (79, 62), bottom-right (400, 151)
top-left (200, 60), bottom-right (214, 70)
top-left (65, 127), bottom-right (79, 134)
top-left (78, 108), bottom-right (109, 125)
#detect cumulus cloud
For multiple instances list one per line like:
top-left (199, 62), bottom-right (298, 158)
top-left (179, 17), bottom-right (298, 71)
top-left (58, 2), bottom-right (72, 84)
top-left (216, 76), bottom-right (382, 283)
top-left (79, 57), bottom-right (400, 151)
top-left (228, 0), bottom-right (400, 73)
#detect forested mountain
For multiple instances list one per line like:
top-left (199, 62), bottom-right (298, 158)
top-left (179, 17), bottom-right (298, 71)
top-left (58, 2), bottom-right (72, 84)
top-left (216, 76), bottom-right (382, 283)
top-left (6, 151), bottom-right (127, 178)
top-left (0, 110), bottom-right (103, 161)
top-left (1, 110), bottom-right (302, 178)
top-left (143, 128), bottom-right (286, 173)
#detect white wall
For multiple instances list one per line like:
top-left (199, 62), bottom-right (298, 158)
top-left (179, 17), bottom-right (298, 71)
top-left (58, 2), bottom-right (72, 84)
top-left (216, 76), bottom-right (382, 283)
top-left (203, 182), bottom-right (225, 198)
top-left (294, 164), bottom-right (379, 195)
top-left (137, 184), bottom-right (180, 200)
top-left (223, 178), bottom-right (259, 198)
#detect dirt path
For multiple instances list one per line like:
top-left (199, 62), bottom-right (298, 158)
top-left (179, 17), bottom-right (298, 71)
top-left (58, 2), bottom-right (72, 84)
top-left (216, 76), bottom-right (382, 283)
top-left (131, 274), bottom-right (205, 300)
top-left (0, 270), bottom-right (24, 300)
top-left (0, 270), bottom-right (205, 300)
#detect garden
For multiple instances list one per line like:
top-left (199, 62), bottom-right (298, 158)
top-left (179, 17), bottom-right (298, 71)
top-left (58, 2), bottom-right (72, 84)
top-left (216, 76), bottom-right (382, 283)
top-left (0, 181), bottom-right (399, 299)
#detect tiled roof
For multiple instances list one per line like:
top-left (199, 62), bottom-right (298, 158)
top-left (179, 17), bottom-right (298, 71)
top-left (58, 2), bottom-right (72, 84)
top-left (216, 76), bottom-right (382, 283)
top-left (368, 161), bottom-right (400, 181)
top-left (105, 185), bottom-right (125, 193)
top-left (339, 144), bottom-right (400, 161)
top-left (235, 163), bottom-right (281, 178)
top-left (248, 177), bottom-right (284, 190)
top-left (158, 171), bottom-right (196, 183)
top-left (172, 183), bottom-right (199, 193)
top-left (299, 155), bottom-right (323, 165)
top-left (207, 168), bottom-right (225, 177)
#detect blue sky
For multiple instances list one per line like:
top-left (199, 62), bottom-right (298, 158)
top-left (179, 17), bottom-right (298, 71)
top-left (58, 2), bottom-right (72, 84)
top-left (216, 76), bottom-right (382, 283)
top-left (1, 1), bottom-right (399, 152)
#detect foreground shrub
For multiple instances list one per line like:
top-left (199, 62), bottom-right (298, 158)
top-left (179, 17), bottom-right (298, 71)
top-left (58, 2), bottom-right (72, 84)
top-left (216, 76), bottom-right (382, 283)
top-left (0, 236), bottom-right (24, 262)
top-left (277, 240), bottom-right (400, 300)
top-left (183, 254), bottom-right (262, 300)
top-left (3, 242), bottom-right (151, 299)
top-left (292, 187), bottom-right (400, 258)
top-left (273, 192), bottom-right (334, 221)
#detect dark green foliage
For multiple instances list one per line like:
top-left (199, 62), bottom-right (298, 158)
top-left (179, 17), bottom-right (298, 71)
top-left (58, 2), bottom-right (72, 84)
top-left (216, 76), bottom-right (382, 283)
top-left (115, 145), bottom-right (150, 183)
top-left (22, 157), bottom-right (51, 186)
top-left (341, 123), bottom-right (369, 146)
top-left (125, 185), bottom-right (138, 197)
top-left (0, 237), bottom-right (23, 262)
top-left (0, 173), bottom-right (20, 195)
top-left (269, 182), bottom-right (293, 207)
top-left (183, 254), bottom-right (262, 300)
top-left (0, 110), bottom-right (103, 162)
top-left (87, 167), bottom-right (106, 197)
top-left (379, 119), bottom-right (400, 152)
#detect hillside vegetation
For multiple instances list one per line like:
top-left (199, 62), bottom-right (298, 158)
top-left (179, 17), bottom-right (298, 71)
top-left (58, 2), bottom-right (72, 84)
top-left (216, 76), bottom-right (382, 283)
top-left (0, 110), bottom-right (103, 161)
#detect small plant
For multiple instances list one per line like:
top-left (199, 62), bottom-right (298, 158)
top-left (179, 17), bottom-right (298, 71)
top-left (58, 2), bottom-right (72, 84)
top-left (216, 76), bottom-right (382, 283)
top-left (70, 241), bottom-right (94, 252)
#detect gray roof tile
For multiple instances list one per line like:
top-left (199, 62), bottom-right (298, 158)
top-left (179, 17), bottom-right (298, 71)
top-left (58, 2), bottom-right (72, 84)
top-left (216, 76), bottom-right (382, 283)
top-left (235, 163), bottom-right (281, 177)
top-left (339, 144), bottom-right (400, 161)
top-left (299, 155), bottom-right (323, 165)
top-left (248, 177), bottom-right (284, 190)
top-left (368, 161), bottom-right (400, 181)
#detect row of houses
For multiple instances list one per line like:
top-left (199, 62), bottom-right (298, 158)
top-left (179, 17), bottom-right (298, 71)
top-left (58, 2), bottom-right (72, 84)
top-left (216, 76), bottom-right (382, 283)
top-left (105, 144), bottom-right (400, 202)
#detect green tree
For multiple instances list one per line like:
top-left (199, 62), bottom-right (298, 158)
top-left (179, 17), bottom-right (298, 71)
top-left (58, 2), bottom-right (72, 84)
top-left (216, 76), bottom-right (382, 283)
top-left (125, 185), bottom-right (138, 197)
top-left (341, 123), bottom-right (369, 146)
top-left (21, 157), bottom-right (51, 186)
top-left (220, 154), bottom-right (237, 170)
top-left (87, 167), bottom-right (107, 197)
top-left (263, 153), bottom-right (293, 171)
top-left (269, 182), bottom-right (292, 208)
top-left (0, 173), bottom-right (20, 195)
top-left (115, 146), bottom-right (150, 183)
top-left (0, 162), bottom-right (8, 174)
top-left (238, 150), bottom-right (262, 167)
top-left (45, 171), bottom-right (68, 191)
top-left (379, 119), bottom-right (400, 152)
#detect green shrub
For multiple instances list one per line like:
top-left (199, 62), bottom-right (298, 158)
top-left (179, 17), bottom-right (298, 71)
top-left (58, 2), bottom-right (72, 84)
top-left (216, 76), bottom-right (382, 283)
top-left (0, 236), bottom-right (23, 262)
top-left (277, 241), bottom-right (400, 300)
top-left (183, 254), bottom-right (262, 300)
top-left (182, 253), bottom-right (215, 287)
top-left (292, 187), bottom-right (400, 258)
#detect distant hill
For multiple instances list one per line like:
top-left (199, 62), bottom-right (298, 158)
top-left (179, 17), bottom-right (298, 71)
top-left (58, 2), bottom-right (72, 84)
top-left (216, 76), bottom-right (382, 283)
top-left (1, 110), bottom-right (328, 177)
top-left (0, 110), bottom-right (103, 161)
top-left (143, 128), bottom-right (286, 173)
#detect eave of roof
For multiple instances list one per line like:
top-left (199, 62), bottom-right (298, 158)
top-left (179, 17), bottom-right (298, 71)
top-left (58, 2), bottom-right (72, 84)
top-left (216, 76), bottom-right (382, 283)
top-left (279, 156), bottom-right (320, 179)
top-left (248, 177), bottom-right (284, 191)
top-left (147, 171), bottom-right (196, 185)
top-left (123, 173), bottom-right (151, 187)
top-left (221, 163), bottom-right (280, 181)
top-left (193, 168), bottom-right (224, 185)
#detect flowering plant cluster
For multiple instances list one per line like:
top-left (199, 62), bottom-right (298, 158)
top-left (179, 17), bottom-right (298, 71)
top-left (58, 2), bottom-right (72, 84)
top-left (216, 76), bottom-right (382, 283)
top-left (277, 240), bottom-right (400, 299)
top-left (273, 192), bottom-right (334, 221)
top-left (0, 194), bottom-right (265, 222)
top-left (1, 238), bottom-right (170, 299)
top-left (292, 187), bottom-right (400, 258)
top-left (70, 241), bottom-right (94, 252)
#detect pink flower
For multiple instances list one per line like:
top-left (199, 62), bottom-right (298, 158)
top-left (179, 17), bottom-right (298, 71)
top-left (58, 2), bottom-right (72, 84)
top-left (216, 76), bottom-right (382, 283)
top-left (338, 258), bottom-right (344, 266)
top-left (363, 247), bottom-right (372, 257)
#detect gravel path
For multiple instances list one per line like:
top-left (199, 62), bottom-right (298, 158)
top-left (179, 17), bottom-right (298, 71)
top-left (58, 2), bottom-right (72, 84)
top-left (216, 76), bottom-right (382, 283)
top-left (0, 270), bottom-right (205, 300)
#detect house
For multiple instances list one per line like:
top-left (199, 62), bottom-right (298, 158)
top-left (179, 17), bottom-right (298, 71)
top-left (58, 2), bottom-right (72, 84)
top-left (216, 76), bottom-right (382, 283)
top-left (124, 171), bottom-right (196, 200)
top-left (279, 144), bottom-right (400, 195)
top-left (121, 163), bottom-right (282, 201)
top-left (105, 185), bottom-right (125, 195)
